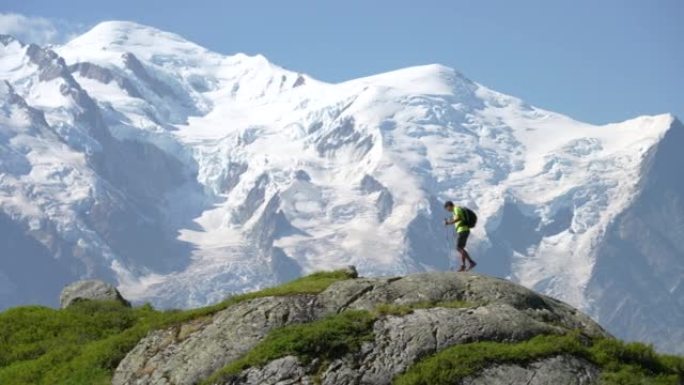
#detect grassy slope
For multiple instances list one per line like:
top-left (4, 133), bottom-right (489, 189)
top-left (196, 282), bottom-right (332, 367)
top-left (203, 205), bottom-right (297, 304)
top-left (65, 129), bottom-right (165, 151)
top-left (1, 270), bottom-right (682, 385)
top-left (394, 332), bottom-right (684, 385)
top-left (0, 270), bottom-right (354, 385)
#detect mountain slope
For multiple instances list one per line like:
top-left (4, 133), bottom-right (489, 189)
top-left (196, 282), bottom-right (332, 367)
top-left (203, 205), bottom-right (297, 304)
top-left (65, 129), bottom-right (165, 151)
top-left (0, 21), bottom-right (682, 354)
top-left (2, 271), bottom-right (682, 385)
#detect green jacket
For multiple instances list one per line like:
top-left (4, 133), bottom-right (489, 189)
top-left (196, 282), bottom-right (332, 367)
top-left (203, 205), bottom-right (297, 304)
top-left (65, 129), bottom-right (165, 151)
top-left (453, 206), bottom-right (470, 233)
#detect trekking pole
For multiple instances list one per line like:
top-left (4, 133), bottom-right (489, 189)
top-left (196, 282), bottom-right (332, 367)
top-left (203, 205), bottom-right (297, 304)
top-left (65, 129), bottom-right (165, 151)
top-left (444, 217), bottom-right (453, 270)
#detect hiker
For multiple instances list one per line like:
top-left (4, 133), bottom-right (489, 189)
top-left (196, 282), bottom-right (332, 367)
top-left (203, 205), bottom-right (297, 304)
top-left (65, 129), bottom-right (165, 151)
top-left (443, 201), bottom-right (477, 272)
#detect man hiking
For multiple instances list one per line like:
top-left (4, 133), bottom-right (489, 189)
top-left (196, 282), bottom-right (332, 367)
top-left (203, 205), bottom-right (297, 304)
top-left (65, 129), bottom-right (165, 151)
top-left (443, 201), bottom-right (477, 272)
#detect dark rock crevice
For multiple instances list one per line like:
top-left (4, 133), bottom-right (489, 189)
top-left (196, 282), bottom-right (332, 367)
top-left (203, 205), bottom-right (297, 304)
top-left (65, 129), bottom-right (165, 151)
top-left (68, 62), bottom-right (142, 98)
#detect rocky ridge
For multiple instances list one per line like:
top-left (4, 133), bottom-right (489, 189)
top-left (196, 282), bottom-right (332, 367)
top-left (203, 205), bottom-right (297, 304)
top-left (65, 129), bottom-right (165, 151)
top-left (112, 271), bottom-right (608, 385)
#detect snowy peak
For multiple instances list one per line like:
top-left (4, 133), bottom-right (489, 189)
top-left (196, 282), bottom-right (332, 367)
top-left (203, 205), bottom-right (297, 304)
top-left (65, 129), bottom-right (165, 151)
top-left (0, 34), bottom-right (22, 47)
top-left (59, 20), bottom-right (290, 79)
top-left (62, 21), bottom-right (210, 60)
top-left (348, 63), bottom-right (475, 96)
top-left (55, 21), bottom-right (319, 118)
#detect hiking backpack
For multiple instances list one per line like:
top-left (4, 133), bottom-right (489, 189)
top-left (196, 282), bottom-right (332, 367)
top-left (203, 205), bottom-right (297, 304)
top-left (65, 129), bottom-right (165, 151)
top-left (461, 207), bottom-right (478, 228)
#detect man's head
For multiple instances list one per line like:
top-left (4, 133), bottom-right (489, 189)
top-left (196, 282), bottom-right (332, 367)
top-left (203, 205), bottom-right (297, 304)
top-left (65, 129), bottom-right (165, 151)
top-left (444, 201), bottom-right (454, 212)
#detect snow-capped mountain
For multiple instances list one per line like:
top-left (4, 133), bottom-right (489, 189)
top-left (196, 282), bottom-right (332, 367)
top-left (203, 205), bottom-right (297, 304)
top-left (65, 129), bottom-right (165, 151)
top-left (1, 21), bottom-right (682, 354)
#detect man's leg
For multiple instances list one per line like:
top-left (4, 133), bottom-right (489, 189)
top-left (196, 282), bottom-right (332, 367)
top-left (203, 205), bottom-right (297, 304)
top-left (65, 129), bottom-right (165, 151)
top-left (457, 231), bottom-right (476, 271)
top-left (461, 247), bottom-right (476, 270)
top-left (456, 248), bottom-right (467, 271)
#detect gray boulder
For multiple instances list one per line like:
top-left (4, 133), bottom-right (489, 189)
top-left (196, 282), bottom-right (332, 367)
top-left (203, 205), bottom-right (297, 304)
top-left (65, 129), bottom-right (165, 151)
top-left (113, 272), bottom-right (610, 385)
top-left (59, 279), bottom-right (130, 308)
top-left (460, 354), bottom-right (600, 385)
top-left (319, 304), bottom-right (563, 385)
top-left (112, 295), bottom-right (320, 385)
top-left (228, 356), bottom-right (314, 385)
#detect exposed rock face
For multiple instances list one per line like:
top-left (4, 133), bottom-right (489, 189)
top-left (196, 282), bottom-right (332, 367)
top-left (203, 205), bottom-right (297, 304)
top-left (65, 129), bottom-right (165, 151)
top-left (113, 296), bottom-right (319, 385)
top-left (113, 272), bottom-right (608, 385)
top-left (59, 279), bottom-right (130, 308)
top-left (225, 356), bottom-right (312, 385)
top-left (321, 304), bottom-right (561, 385)
top-left (460, 355), bottom-right (600, 385)
top-left (68, 62), bottom-right (142, 98)
top-left (225, 354), bottom-right (602, 385)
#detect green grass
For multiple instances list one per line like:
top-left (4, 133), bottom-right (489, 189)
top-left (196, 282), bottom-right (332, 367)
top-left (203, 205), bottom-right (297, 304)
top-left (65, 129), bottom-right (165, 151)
top-left (230, 270), bottom-right (355, 300)
top-left (590, 339), bottom-right (684, 385)
top-left (393, 332), bottom-right (684, 385)
top-left (201, 310), bottom-right (376, 385)
top-left (0, 269), bottom-right (355, 385)
top-left (0, 300), bottom-right (162, 385)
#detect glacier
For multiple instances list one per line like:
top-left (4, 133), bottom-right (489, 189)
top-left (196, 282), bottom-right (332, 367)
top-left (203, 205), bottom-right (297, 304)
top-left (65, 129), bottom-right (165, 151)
top-left (0, 21), bottom-right (682, 354)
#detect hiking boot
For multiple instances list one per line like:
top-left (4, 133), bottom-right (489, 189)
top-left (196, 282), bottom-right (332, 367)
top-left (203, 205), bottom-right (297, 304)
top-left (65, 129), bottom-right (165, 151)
top-left (457, 265), bottom-right (467, 272)
top-left (466, 262), bottom-right (477, 271)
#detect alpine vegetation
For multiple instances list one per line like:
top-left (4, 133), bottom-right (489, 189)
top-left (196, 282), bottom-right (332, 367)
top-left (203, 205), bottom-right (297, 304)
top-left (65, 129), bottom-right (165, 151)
top-left (1, 271), bottom-right (682, 385)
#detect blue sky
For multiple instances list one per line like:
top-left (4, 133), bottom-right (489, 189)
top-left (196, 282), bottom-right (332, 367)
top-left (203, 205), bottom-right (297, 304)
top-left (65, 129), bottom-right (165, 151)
top-left (1, 0), bottom-right (682, 124)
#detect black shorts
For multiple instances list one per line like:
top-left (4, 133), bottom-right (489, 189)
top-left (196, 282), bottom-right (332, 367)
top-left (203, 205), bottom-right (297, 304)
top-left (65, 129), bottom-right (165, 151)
top-left (457, 231), bottom-right (470, 249)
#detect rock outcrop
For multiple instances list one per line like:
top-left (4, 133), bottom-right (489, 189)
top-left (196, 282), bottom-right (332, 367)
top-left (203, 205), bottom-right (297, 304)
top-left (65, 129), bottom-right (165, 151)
top-left (59, 279), bottom-right (130, 308)
top-left (460, 355), bottom-right (600, 385)
top-left (112, 272), bottom-right (608, 385)
top-left (226, 354), bottom-right (602, 385)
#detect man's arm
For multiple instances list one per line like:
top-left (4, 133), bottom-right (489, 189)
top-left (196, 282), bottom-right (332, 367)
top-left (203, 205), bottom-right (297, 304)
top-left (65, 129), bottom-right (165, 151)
top-left (444, 212), bottom-right (461, 226)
